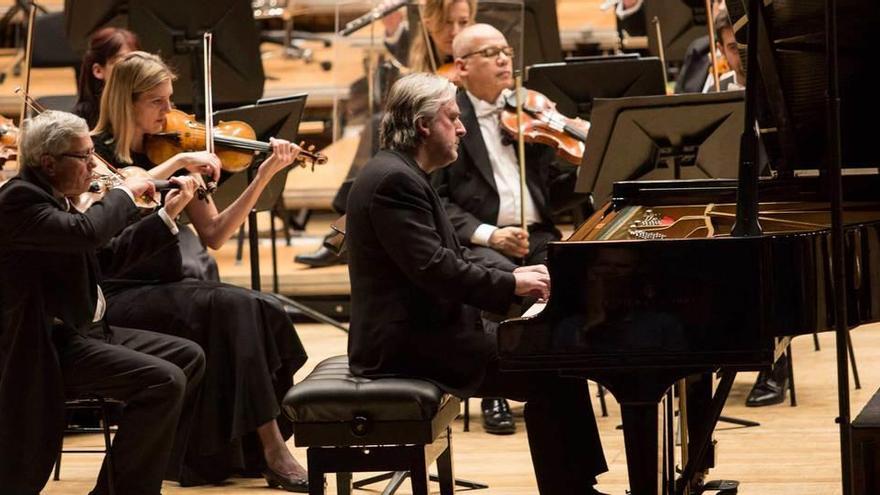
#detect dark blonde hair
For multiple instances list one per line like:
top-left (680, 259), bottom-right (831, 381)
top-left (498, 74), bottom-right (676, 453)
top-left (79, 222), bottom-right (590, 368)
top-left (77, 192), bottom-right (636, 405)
top-left (408, 0), bottom-right (477, 73)
top-left (93, 51), bottom-right (176, 163)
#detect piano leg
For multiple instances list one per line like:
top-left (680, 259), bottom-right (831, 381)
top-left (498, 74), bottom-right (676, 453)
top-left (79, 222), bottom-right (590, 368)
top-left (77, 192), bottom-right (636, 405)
top-left (620, 402), bottom-right (662, 495)
top-left (676, 371), bottom-right (737, 495)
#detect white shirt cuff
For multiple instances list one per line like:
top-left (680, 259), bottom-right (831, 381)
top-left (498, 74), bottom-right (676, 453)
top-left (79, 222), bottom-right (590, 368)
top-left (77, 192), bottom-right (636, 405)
top-left (157, 207), bottom-right (180, 235)
top-left (616, 0), bottom-right (643, 19)
top-left (470, 224), bottom-right (498, 247)
top-left (113, 185), bottom-right (136, 204)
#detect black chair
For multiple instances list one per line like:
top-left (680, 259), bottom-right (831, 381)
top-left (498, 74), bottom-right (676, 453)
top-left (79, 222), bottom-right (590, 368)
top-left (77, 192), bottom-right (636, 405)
top-left (282, 356), bottom-right (471, 495)
top-left (53, 395), bottom-right (120, 495)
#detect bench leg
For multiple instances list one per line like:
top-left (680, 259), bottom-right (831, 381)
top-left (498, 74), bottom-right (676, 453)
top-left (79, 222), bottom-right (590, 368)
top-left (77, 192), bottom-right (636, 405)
top-left (336, 472), bottom-right (352, 495)
top-left (436, 428), bottom-right (454, 495)
top-left (410, 450), bottom-right (430, 495)
top-left (307, 448), bottom-right (327, 495)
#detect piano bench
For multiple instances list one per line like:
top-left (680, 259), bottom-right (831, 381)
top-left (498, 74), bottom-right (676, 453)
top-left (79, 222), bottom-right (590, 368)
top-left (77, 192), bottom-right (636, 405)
top-left (852, 388), bottom-right (880, 495)
top-left (282, 355), bottom-right (460, 495)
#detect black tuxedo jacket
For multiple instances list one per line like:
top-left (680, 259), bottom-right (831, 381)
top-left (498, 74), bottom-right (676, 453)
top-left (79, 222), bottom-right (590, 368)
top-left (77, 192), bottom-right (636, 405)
top-left (431, 90), bottom-right (561, 244)
top-left (346, 150), bottom-right (516, 396)
top-left (0, 167), bottom-right (178, 494)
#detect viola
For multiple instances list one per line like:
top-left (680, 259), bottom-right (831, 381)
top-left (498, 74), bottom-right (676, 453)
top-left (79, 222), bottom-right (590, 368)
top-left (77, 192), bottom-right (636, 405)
top-left (499, 89), bottom-right (590, 165)
top-left (145, 109), bottom-right (328, 173)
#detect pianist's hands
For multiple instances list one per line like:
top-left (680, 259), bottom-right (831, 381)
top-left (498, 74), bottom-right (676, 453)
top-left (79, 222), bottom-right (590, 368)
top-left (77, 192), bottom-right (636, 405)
top-left (513, 264), bottom-right (550, 301)
top-left (489, 226), bottom-right (530, 258)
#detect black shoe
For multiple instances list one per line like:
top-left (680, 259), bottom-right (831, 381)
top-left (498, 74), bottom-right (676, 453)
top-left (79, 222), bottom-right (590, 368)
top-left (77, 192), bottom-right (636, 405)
top-left (588, 488), bottom-right (610, 495)
top-left (262, 466), bottom-right (309, 492)
top-left (746, 358), bottom-right (789, 407)
top-left (294, 245), bottom-right (346, 268)
top-left (481, 397), bottom-right (516, 435)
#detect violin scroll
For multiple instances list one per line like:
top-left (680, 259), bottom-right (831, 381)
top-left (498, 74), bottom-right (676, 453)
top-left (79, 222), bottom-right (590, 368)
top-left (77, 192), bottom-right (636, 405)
top-left (499, 88), bottom-right (590, 165)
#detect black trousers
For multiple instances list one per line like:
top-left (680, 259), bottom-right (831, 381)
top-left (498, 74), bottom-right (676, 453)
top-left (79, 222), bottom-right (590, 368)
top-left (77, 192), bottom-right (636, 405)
top-left (55, 323), bottom-right (205, 495)
top-left (467, 227), bottom-right (559, 267)
top-left (474, 355), bottom-right (608, 494)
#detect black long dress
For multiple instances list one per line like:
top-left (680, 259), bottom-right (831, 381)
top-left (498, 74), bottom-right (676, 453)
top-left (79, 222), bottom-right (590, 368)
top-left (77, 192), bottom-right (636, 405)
top-left (93, 133), bottom-right (308, 484)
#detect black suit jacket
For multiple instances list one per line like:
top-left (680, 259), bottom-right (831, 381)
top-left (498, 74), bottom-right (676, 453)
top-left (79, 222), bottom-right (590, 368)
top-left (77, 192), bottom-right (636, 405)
top-left (431, 90), bottom-right (561, 245)
top-left (346, 150), bottom-right (516, 396)
top-left (0, 167), bottom-right (178, 494)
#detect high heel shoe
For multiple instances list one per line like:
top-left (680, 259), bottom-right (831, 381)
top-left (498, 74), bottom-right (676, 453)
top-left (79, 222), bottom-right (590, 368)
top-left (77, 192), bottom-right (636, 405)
top-left (262, 465), bottom-right (309, 493)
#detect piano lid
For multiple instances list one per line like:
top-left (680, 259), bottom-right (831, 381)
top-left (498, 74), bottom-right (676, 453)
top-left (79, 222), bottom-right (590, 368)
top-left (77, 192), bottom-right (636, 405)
top-left (575, 91), bottom-right (745, 205)
top-left (726, 0), bottom-right (879, 173)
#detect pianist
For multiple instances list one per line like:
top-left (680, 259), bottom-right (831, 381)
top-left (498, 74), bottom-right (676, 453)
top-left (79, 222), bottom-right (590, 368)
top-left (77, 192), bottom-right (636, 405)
top-left (345, 72), bottom-right (608, 495)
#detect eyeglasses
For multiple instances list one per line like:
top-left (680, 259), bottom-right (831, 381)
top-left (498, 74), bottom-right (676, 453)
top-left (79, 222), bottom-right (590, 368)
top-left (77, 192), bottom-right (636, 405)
top-left (460, 45), bottom-right (514, 60)
top-left (59, 149), bottom-right (95, 163)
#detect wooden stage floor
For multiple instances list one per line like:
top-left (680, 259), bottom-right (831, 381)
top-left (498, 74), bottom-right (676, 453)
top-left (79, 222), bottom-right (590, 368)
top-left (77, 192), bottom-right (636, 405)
top-left (43, 320), bottom-right (880, 495)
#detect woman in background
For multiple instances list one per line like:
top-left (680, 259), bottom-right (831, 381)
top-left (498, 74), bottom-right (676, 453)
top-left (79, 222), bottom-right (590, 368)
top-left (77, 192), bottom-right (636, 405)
top-left (73, 27), bottom-right (140, 128)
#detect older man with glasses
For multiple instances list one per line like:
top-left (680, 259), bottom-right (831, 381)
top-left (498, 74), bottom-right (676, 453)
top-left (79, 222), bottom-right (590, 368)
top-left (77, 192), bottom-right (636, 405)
top-left (0, 110), bottom-right (204, 495)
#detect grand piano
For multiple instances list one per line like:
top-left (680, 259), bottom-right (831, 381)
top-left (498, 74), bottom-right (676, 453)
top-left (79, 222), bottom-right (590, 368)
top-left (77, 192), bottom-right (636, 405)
top-left (497, 1), bottom-right (879, 494)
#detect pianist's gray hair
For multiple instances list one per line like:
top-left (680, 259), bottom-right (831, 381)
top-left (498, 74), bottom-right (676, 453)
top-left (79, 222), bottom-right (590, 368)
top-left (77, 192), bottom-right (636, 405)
top-left (380, 72), bottom-right (458, 153)
top-left (19, 110), bottom-right (90, 169)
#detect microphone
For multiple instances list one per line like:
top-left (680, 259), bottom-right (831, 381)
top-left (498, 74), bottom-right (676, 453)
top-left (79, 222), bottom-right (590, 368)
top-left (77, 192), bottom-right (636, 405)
top-left (339, 0), bottom-right (410, 37)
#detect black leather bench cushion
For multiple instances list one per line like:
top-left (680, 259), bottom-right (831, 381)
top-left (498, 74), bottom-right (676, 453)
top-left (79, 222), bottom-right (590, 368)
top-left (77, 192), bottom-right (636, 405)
top-left (854, 388), bottom-right (880, 428)
top-left (283, 356), bottom-right (449, 424)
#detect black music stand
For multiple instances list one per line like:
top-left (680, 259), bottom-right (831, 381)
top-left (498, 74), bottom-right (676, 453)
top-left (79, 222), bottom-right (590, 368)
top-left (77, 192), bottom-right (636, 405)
top-left (476, 0), bottom-right (561, 71)
top-left (526, 57), bottom-right (666, 121)
top-left (64, 0), bottom-right (264, 115)
top-left (644, 0), bottom-right (710, 79)
top-left (211, 94), bottom-right (346, 331)
top-left (577, 90), bottom-right (744, 205)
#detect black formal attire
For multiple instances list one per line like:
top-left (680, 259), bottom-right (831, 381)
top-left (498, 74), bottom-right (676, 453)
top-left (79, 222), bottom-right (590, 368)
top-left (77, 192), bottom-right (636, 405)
top-left (93, 136), bottom-right (309, 485)
top-left (0, 167), bottom-right (205, 495)
top-left (431, 90), bottom-right (562, 268)
top-left (93, 133), bottom-right (220, 282)
top-left (346, 149), bottom-right (607, 494)
top-left (675, 35), bottom-right (712, 94)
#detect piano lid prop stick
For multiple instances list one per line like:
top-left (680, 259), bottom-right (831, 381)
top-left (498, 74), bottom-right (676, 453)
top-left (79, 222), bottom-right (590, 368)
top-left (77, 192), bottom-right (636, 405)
top-left (677, 379), bottom-right (691, 492)
top-left (705, 0), bottom-right (721, 92)
top-left (652, 17), bottom-right (669, 91)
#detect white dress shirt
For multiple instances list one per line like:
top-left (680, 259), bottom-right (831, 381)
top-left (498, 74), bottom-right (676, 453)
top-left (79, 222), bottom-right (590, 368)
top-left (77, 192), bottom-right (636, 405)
top-left (466, 90), bottom-right (540, 247)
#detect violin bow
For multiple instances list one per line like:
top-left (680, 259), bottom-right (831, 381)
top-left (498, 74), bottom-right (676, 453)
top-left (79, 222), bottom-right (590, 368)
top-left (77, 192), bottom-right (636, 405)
top-left (416, 1), bottom-right (439, 73)
top-left (18, 4), bottom-right (36, 125)
top-left (203, 32), bottom-right (215, 156)
top-left (651, 17), bottom-right (669, 90)
top-left (705, 0), bottom-right (721, 92)
top-left (514, 74), bottom-right (527, 235)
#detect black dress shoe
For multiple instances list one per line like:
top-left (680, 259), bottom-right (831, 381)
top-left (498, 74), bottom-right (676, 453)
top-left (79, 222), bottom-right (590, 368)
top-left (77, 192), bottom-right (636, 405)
top-left (294, 245), bottom-right (346, 268)
top-left (262, 466), bottom-right (309, 492)
top-left (481, 397), bottom-right (516, 435)
top-left (746, 356), bottom-right (789, 407)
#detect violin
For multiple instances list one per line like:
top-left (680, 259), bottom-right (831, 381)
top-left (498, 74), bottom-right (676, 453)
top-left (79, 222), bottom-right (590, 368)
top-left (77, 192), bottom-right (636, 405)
top-left (0, 115), bottom-right (19, 162)
top-left (499, 89), bottom-right (590, 165)
top-left (75, 164), bottom-right (169, 212)
top-left (144, 109), bottom-right (328, 173)
top-left (435, 62), bottom-right (459, 84)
